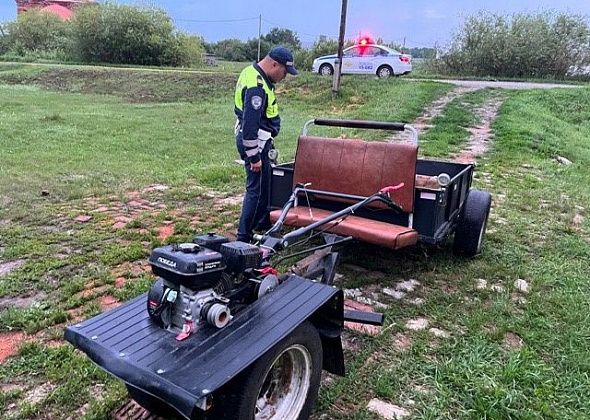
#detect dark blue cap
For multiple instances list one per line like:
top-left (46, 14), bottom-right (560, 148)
top-left (268, 46), bottom-right (298, 75)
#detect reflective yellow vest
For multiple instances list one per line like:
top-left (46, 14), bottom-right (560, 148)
top-left (234, 65), bottom-right (279, 121)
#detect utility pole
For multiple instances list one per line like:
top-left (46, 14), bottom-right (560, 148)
top-left (257, 14), bottom-right (262, 61)
top-left (332, 0), bottom-right (348, 97)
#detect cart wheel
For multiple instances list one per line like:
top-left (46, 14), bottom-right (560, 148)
top-left (453, 190), bottom-right (492, 257)
top-left (209, 321), bottom-right (322, 420)
top-left (126, 384), bottom-right (181, 419)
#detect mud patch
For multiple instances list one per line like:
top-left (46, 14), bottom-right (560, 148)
top-left (392, 332), bottom-right (412, 352)
top-left (405, 317), bottom-right (429, 331)
top-left (67, 306), bottom-right (86, 323)
top-left (367, 398), bottom-right (410, 419)
top-left (0, 290), bottom-right (47, 310)
top-left (157, 223), bottom-right (175, 241)
top-left (24, 381), bottom-right (58, 405)
top-left (0, 331), bottom-right (27, 364)
top-left (214, 194), bottom-right (244, 207)
top-left (503, 332), bottom-right (525, 350)
top-left (111, 260), bottom-right (151, 278)
top-left (0, 259), bottom-right (26, 277)
top-left (98, 295), bottom-right (121, 311)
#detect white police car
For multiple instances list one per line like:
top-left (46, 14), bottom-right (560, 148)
top-left (312, 43), bottom-right (412, 78)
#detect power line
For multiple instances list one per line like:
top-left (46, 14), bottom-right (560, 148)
top-left (261, 17), bottom-right (330, 39)
top-left (175, 16), bottom-right (259, 24)
top-left (173, 15), bottom-right (439, 48)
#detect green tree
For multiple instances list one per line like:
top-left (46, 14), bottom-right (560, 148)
top-left (242, 37), bottom-right (271, 61)
top-left (263, 27), bottom-right (301, 50)
top-left (213, 38), bottom-right (248, 61)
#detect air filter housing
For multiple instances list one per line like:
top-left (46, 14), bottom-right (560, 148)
top-left (220, 241), bottom-right (261, 273)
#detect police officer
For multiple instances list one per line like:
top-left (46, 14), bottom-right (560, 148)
top-left (234, 46), bottom-right (298, 243)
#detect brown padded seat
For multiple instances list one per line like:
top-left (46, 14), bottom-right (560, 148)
top-left (270, 207), bottom-right (418, 250)
top-left (269, 136), bottom-right (419, 250)
top-left (293, 136), bottom-right (418, 212)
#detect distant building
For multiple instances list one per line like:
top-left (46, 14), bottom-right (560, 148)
top-left (15, 0), bottom-right (96, 21)
top-left (202, 53), bottom-right (218, 66)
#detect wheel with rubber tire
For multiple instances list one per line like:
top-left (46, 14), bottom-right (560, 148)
top-left (319, 63), bottom-right (334, 76)
top-left (453, 190), bottom-right (492, 257)
top-left (377, 65), bottom-right (393, 78)
top-left (127, 385), bottom-right (181, 419)
top-left (208, 321), bottom-right (322, 420)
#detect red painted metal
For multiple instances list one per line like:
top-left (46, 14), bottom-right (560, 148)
top-left (15, 0), bottom-right (95, 20)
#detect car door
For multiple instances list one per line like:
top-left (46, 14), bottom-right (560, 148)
top-left (357, 46), bottom-right (381, 74)
top-left (342, 46), bottom-right (360, 74)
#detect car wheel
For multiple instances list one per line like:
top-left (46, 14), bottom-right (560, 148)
top-left (319, 63), bottom-right (334, 76)
top-left (208, 321), bottom-right (322, 420)
top-left (377, 65), bottom-right (393, 79)
top-left (453, 190), bottom-right (492, 257)
top-left (127, 385), bottom-right (182, 419)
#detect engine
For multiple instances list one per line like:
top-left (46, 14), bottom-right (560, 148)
top-left (146, 234), bottom-right (266, 337)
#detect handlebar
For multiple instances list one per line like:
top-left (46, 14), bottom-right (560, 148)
top-left (301, 118), bottom-right (418, 144)
top-left (314, 118), bottom-right (406, 131)
top-left (260, 184), bottom-right (406, 254)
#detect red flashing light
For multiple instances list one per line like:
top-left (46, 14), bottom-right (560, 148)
top-left (357, 36), bottom-right (373, 55)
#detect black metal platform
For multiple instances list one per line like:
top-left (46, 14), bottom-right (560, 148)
top-left (65, 275), bottom-right (343, 419)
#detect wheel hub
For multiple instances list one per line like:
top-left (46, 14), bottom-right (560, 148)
top-left (255, 344), bottom-right (312, 419)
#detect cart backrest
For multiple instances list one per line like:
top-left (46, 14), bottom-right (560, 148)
top-left (293, 136), bottom-right (418, 213)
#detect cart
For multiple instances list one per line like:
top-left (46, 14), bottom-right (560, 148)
top-left (64, 119), bottom-right (491, 420)
top-left (268, 118), bottom-right (492, 256)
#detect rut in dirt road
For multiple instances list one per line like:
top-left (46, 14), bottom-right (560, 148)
top-left (389, 86), bottom-right (480, 143)
top-left (389, 86), bottom-right (505, 165)
top-left (412, 86), bottom-right (481, 133)
top-left (452, 95), bottom-right (504, 163)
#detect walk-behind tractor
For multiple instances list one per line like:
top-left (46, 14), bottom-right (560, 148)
top-left (65, 119), bottom-right (492, 420)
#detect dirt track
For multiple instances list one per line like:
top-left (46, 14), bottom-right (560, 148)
top-left (415, 78), bottom-right (583, 90)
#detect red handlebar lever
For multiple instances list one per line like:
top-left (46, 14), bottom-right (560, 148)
top-left (379, 183), bottom-right (405, 194)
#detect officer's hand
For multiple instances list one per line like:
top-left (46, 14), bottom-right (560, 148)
top-left (250, 160), bottom-right (262, 173)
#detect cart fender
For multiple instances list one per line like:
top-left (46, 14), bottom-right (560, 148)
top-left (65, 275), bottom-right (343, 419)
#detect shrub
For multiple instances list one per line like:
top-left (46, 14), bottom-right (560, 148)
top-left (212, 27), bottom-right (307, 63)
top-left (70, 2), bottom-right (202, 66)
top-left (440, 11), bottom-right (590, 79)
top-left (0, 23), bottom-right (10, 55)
top-left (5, 9), bottom-right (71, 59)
top-left (297, 38), bottom-right (340, 72)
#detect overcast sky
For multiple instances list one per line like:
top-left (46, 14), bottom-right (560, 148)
top-left (1, 0), bottom-right (589, 47)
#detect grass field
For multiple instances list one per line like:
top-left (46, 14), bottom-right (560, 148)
top-left (0, 63), bottom-right (589, 419)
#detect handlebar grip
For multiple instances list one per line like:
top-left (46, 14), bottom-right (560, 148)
top-left (314, 118), bottom-right (406, 131)
top-left (380, 183), bottom-right (405, 194)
